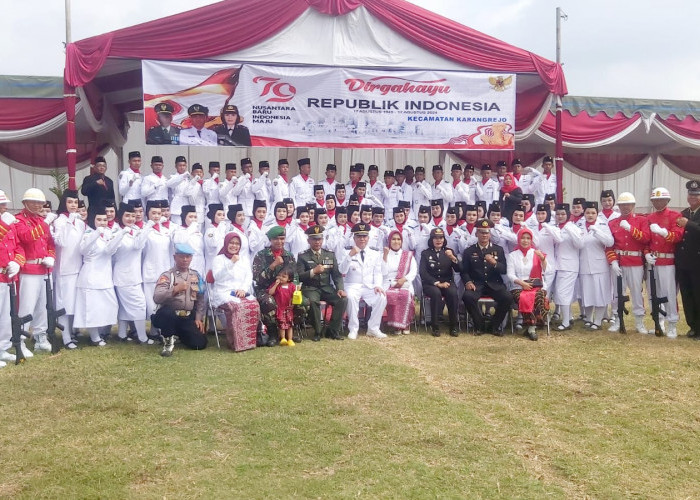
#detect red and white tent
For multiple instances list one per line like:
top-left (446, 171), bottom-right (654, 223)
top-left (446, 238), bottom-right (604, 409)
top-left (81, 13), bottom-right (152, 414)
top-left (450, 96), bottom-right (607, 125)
top-left (63, 0), bottom-right (567, 188)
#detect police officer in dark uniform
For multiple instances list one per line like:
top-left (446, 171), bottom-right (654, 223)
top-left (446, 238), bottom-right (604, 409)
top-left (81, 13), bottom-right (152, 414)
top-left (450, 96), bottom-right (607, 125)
top-left (296, 225), bottom-right (348, 341)
top-left (212, 104), bottom-right (252, 146)
top-left (675, 180), bottom-right (700, 337)
top-left (460, 219), bottom-right (511, 335)
top-left (146, 102), bottom-right (180, 145)
top-left (419, 227), bottom-right (461, 336)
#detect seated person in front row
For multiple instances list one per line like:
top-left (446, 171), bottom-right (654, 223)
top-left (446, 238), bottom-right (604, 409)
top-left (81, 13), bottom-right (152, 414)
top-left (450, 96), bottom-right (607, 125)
top-left (339, 223), bottom-right (387, 340)
top-left (460, 219), bottom-right (512, 336)
top-left (296, 225), bottom-right (347, 342)
top-left (419, 227), bottom-right (461, 337)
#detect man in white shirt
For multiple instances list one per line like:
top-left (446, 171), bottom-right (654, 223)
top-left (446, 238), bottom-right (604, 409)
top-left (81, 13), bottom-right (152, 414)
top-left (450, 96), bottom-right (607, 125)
top-left (140, 155), bottom-right (169, 205)
top-left (289, 158), bottom-right (315, 206)
top-left (431, 164), bottom-right (454, 204)
top-left (118, 151), bottom-right (143, 204)
top-left (202, 161), bottom-right (221, 206)
top-left (231, 158), bottom-right (256, 216)
top-left (219, 163), bottom-right (238, 208)
top-left (271, 159), bottom-right (291, 205)
top-left (251, 160), bottom-right (273, 207)
top-left (529, 155), bottom-right (557, 205)
top-left (321, 164), bottom-right (338, 198)
top-left (338, 223), bottom-right (387, 339)
top-left (476, 164), bottom-right (500, 204)
top-left (411, 166), bottom-right (432, 220)
top-left (179, 104), bottom-right (217, 146)
top-left (367, 165), bottom-right (385, 205)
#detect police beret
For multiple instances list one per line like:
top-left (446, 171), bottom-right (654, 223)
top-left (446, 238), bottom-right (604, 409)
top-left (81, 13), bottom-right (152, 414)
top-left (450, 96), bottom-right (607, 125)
top-left (208, 161), bottom-right (220, 169)
top-left (477, 218), bottom-right (494, 229)
top-left (128, 151), bottom-right (140, 159)
top-left (351, 223), bottom-right (370, 235)
top-left (187, 104), bottom-right (208, 116)
top-left (306, 225), bottom-right (324, 238)
top-left (225, 163), bottom-right (236, 171)
top-left (297, 158), bottom-right (310, 167)
top-left (174, 242), bottom-right (196, 255)
top-left (266, 226), bottom-right (285, 240)
top-left (368, 164), bottom-right (379, 172)
top-left (154, 102), bottom-right (173, 114)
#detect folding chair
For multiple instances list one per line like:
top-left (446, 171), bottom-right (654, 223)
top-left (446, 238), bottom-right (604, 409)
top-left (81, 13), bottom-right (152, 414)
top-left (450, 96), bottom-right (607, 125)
top-left (464, 297), bottom-right (512, 335)
top-left (204, 270), bottom-right (222, 349)
top-left (420, 295), bottom-right (462, 332)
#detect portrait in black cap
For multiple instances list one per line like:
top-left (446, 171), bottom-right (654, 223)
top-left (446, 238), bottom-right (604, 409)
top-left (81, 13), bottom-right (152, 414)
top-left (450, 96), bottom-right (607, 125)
top-left (212, 103), bottom-right (251, 146)
top-left (179, 104), bottom-right (217, 146)
top-left (146, 102), bottom-right (181, 145)
top-left (687, 179), bottom-right (700, 194)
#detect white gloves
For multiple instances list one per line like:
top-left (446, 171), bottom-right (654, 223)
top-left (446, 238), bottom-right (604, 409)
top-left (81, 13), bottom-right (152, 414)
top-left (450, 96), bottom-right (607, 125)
top-left (42, 256), bottom-right (55, 268)
top-left (122, 226), bottom-right (133, 235)
top-left (588, 224), bottom-right (598, 233)
top-left (649, 223), bottom-right (669, 238)
top-left (68, 211), bottom-right (81, 222)
top-left (212, 173), bottom-right (219, 181)
top-left (146, 220), bottom-right (157, 228)
top-left (6, 261), bottom-right (20, 278)
top-left (610, 260), bottom-right (622, 277)
top-left (44, 213), bottom-right (58, 225)
top-left (187, 223), bottom-right (199, 233)
top-left (619, 220), bottom-right (631, 232)
top-left (645, 253), bottom-right (657, 265)
top-left (193, 175), bottom-right (201, 183)
top-left (0, 211), bottom-right (16, 225)
top-left (159, 216), bottom-right (167, 224)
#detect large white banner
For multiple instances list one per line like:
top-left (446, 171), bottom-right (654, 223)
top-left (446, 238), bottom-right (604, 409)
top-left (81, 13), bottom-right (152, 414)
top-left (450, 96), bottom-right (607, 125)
top-left (142, 60), bottom-right (516, 150)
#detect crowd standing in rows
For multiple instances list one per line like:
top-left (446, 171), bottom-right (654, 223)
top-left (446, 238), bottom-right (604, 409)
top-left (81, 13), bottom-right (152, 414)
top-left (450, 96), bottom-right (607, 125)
top-left (0, 151), bottom-right (697, 364)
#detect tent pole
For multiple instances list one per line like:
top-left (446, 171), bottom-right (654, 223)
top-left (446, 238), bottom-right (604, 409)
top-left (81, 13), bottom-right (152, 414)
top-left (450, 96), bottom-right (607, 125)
top-left (555, 7), bottom-right (566, 202)
top-left (64, 0), bottom-right (77, 190)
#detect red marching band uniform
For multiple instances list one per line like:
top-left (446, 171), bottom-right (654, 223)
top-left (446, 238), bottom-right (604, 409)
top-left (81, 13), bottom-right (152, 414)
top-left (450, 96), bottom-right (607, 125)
top-left (0, 219), bottom-right (25, 361)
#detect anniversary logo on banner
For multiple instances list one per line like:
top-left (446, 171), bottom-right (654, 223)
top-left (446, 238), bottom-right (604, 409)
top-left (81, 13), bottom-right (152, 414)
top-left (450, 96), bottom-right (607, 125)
top-left (142, 60), bottom-right (516, 150)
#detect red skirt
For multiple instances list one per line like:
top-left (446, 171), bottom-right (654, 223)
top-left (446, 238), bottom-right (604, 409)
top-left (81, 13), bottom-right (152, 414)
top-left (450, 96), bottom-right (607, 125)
top-left (219, 299), bottom-right (260, 352)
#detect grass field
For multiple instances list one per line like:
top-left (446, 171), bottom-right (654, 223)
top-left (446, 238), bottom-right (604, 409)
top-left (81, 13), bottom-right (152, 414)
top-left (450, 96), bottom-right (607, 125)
top-left (1, 317), bottom-right (700, 499)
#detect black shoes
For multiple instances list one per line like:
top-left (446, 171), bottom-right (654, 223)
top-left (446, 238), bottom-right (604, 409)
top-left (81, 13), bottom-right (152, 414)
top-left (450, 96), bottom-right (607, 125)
top-left (449, 327), bottom-right (459, 337)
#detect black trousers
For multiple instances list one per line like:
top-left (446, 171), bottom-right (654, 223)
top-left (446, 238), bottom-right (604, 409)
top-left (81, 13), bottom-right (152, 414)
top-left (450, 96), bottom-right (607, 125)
top-left (462, 283), bottom-right (512, 332)
top-left (677, 268), bottom-right (700, 331)
top-left (303, 288), bottom-right (347, 337)
top-left (151, 306), bottom-right (207, 350)
top-left (423, 282), bottom-right (459, 329)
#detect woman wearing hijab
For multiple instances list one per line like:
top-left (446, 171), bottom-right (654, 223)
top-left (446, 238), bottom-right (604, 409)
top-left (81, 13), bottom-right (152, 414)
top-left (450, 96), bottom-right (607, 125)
top-left (226, 203), bottom-right (251, 259)
top-left (382, 230), bottom-right (418, 334)
top-left (52, 189), bottom-right (85, 348)
top-left (499, 172), bottom-right (524, 222)
top-left (506, 227), bottom-right (548, 341)
top-left (211, 233), bottom-right (259, 351)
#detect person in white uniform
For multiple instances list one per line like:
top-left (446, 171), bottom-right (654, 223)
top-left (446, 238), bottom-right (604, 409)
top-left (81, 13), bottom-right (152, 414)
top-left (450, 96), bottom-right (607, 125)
top-left (552, 203), bottom-right (584, 331)
top-left (113, 202), bottom-right (153, 344)
top-left (219, 163), bottom-right (239, 208)
top-left (52, 189), bottom-right (85, 348)
top-left (118, 151), bottom-right (143, 204)
top-left (202, 161), bottom-right (222, 206)
top-left (166, 156), bottom-right (192, 224)
top-left (579, 201), bottom-right (614, 330)
top-left (73, 206), bottom-right (125, 346)
top-left (289, 158), bottom-right (315, 206)
top-left (338, 223), bottom-right (388, 340)
top-left (171, 205), bottom-right (205, 277)
top-left (251, 160), bottom-right (273, 207)
top-left (271, 159), bottom-right (291, 205)
top-left (142, 200), bottom-right (174, 336)
top-left (140, 155), bottom-right (169, 205)
top-left (231, 158), bottom-right (256, 216)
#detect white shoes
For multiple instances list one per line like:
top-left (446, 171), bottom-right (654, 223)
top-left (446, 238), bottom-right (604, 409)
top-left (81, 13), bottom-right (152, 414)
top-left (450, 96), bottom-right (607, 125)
top-left (347, 330), bottom-right (358, 340)
top-left (0, 350), bottom-right (15, 362)
top-left (0, 360), bottom-right (5, 368)
top-left (634, 316), bottom-right (649, 335)
top-left (20, 340), bottom-right (34, 358)
top-left (367, 330), bottom-right (387, 339)
top-left (666, 322), bottom-right (677, 339)
top-left (34, 334), bottom-right (52, 352)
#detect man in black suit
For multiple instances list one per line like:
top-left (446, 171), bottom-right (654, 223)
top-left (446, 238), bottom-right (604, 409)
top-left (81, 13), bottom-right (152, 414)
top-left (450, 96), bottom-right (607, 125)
top-left (80, 156), bottom-right (115, 225)
top-left (461, 219), bottom-right (512, 336)
top-left (146, 102), bottom-right (180, 145)
top-left (296, 226), bottom-right (347, 341)
top-left (675, 180), bottom-right (700, 337)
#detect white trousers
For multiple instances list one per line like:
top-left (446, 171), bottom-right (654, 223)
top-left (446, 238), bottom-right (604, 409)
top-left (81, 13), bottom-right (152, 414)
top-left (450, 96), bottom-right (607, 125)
top-left (0, 285), bottom-right (10, 351)
top-left (652, 265), bottom-right (679, 322)
top-left (143, 281), bottom-right (157, 318)
top-left (622, 266), bottom-right (645, 317)
top-left (346, 284), bottom-right (387, 334)
top-left (19, 274), bottom-right (48, 336)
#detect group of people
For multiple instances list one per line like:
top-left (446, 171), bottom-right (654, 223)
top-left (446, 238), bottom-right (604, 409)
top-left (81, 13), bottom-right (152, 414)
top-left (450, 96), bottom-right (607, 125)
top-left (0, 151), bottom-right (697, 365)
